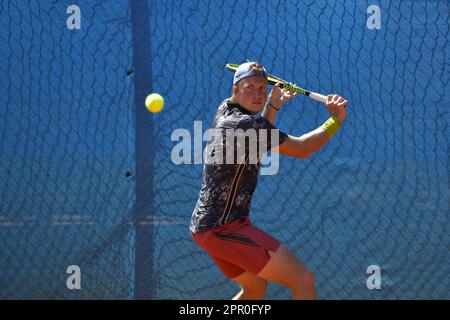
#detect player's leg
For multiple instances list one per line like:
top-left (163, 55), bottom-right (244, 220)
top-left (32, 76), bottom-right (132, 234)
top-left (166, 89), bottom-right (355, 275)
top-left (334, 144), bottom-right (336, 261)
top-left (257, 244), bottom-right (317, 300)
top-left (230, 271), bottom-right (267, 300)
top-left (219, 218), bottom-right (316, 299)
top-left (193, 218), bottom-right (314, 300)
top-left (209, 255), bottom-right (267, 300)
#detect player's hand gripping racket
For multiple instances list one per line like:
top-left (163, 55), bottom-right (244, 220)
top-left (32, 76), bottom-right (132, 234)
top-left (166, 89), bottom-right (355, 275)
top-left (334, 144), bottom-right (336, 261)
top-left (225, 63), bottom-right (328, 105)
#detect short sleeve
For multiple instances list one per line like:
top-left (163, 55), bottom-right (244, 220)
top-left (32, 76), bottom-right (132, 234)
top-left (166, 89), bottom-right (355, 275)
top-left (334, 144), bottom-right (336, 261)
top-left (237, 115), bottom-right (288, 152)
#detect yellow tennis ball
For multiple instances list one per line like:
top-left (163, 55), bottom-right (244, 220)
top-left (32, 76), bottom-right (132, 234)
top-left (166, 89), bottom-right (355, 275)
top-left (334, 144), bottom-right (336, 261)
top-left (145, 93), bottom-right (164, 113)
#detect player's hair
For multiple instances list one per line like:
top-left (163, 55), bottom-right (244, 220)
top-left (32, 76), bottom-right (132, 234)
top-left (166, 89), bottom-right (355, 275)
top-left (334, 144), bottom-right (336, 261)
top-left (230, 63), bottom-right (265, 103)
top-left (247, 62), bottom-right (265, 73)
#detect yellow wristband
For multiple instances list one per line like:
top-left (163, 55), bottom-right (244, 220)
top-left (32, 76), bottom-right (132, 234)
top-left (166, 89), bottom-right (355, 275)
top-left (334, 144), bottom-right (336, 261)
top-left (321, 116), bottom-right (341, 138)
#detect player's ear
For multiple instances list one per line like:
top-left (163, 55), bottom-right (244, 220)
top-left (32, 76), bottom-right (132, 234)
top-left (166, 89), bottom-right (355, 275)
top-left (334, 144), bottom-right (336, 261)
top-left (232, 85), bottom-right (238, 95)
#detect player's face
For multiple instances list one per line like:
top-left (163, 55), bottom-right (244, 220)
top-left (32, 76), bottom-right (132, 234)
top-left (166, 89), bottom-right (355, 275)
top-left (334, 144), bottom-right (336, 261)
top-left (234, 76), bottom-right (268, 112)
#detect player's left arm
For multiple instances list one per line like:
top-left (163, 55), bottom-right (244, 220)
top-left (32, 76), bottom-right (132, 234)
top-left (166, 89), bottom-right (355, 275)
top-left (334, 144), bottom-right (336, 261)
top-left (261, 83), bottom-right (298, 125)
top-left (273, 94), bottom-right (348, 158)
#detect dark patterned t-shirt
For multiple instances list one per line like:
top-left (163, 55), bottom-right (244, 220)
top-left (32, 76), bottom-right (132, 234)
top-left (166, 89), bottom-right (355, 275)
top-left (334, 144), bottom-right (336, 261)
top-left (189, 99), bottom-right (288, 234)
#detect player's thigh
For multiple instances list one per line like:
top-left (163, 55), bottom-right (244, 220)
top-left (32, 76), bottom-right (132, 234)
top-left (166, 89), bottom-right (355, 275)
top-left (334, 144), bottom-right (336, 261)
top-left (231, 271), bottom-right (267, 292)
top-left (257, 244), bottom-right (313, 288)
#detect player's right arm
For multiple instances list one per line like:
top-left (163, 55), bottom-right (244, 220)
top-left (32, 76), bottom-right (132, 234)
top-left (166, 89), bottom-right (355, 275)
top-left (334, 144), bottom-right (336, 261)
top-left (273, 94), bottom-right (348, 158)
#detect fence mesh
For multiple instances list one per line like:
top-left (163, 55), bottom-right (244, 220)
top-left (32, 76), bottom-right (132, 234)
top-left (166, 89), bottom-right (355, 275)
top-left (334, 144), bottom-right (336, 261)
top-left (0, 0), bottom-right (135, 299)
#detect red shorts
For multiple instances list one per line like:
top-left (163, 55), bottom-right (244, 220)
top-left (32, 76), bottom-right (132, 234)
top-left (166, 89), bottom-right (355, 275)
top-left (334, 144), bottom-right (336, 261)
top-left (192, 217), bottom-right (281, 279)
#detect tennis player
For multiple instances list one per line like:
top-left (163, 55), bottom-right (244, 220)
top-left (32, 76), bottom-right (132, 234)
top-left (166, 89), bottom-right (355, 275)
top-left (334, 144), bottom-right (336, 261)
top-left (190, 62), bottom-right (348, 300)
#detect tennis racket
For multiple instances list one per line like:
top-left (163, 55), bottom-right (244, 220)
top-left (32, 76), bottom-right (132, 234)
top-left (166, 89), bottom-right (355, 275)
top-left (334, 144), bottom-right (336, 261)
top-left (225, 63), bottom-right (328, 105)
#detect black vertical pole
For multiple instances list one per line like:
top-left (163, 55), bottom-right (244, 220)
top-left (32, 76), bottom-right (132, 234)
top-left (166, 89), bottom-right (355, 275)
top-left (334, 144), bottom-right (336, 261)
top-left (130, 0), bottom-right (154, 299)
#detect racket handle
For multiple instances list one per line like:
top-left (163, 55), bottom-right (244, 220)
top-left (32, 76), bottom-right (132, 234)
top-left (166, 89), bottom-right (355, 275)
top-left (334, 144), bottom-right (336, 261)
top-left (309, 92), bottom-right (328, 104)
